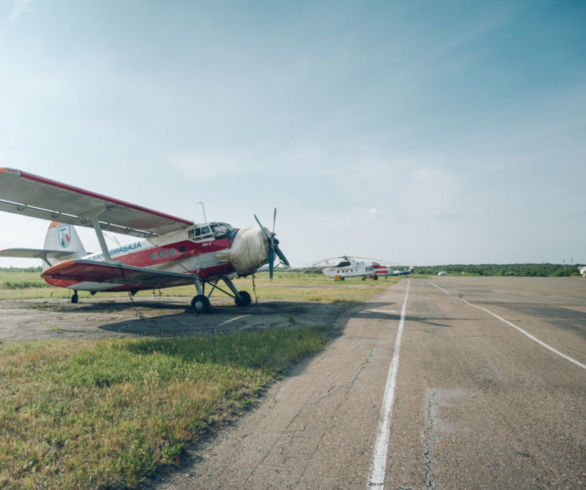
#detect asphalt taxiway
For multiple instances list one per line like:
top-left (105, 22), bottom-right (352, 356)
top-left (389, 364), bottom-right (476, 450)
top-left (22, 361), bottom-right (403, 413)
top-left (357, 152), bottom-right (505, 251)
top-left (152, 277), bottom-right (585, 489)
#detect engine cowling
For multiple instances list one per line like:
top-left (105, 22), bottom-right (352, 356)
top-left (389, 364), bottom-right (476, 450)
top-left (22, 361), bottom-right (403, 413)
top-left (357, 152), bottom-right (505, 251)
top-left (216, 225), bottom-right (269, 276)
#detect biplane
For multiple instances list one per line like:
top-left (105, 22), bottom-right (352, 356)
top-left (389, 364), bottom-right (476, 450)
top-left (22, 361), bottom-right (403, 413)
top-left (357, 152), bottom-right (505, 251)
top-left (0, 168), bottom-right (289, 313)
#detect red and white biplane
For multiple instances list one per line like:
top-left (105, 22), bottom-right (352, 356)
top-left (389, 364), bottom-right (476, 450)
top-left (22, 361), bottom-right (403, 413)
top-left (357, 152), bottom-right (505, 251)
top-left (0, 168), bottom-right (289, 313)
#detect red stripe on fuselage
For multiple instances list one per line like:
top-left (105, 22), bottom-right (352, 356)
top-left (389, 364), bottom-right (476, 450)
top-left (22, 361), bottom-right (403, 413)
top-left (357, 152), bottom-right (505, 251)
top-left (42, 237), bottom-right (237, 290)
top-left (116, 238), bottom-right (232, 272)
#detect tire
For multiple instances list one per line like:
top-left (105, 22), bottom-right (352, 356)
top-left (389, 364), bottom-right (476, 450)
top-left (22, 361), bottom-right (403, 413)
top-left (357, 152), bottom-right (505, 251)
top-left (71, 292), bottom-right (79, 304)
top-left (235, 290), bottom-right (252, 307)
top-left (191, 295), bottom-right (211, 313)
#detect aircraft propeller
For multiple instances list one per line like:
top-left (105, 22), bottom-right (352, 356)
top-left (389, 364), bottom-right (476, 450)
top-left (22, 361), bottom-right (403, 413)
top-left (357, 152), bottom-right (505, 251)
top-left (254, 209), bottom-right (290, 279)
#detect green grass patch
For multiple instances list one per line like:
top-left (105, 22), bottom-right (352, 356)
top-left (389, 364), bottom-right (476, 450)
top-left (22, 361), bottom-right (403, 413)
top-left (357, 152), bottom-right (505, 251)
top-left (0, 270), bottom-right (392, 303)
top-left (0, 328), bottom-right (328, 488)
top-left (0, 270), bottom-right (46, 286)
top-left (2, 280), bottom-right (50, 289)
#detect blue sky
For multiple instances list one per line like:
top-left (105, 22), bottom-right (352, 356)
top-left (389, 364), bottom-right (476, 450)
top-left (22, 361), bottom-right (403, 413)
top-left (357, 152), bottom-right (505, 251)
top-left (1, 0), bottom-right (585, 266)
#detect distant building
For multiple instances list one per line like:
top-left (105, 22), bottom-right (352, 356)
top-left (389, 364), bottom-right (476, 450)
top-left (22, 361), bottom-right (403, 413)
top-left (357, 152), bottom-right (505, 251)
top-left (579, 266), bottom-right (586, 277)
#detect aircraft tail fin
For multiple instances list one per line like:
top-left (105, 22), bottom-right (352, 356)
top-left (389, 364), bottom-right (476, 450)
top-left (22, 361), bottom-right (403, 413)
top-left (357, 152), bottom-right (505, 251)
top-left (42, 222), bottom-right (87, 268)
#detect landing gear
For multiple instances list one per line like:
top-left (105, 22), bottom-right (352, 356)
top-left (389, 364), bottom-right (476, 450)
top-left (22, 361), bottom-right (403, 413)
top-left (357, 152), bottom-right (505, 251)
top-left (235, 290), bottom-right (251, 307)
top-left (190, 276), bottom-right (254, 313)
top-left (71, 291), bottom-right (79, 304)
top-left (191, 295), bottom-right (211, 313)
top-left (191, 277), bottom-right (211, 314)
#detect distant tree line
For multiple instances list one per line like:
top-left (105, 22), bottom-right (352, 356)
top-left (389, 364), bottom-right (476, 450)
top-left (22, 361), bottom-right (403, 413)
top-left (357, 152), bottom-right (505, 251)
top-left (413, 264), bottom-right (582, 277)
top-left (0, 266), bottom-right (43, 273)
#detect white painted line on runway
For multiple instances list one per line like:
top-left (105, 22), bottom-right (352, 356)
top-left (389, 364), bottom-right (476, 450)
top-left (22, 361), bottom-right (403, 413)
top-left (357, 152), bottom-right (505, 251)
top-left (219, 314), bottom-right (250, 326)
top-left (459, 298), bottom-right (586, 370)
top-left (429, 281), bottom-right (449, 295)
top-left (368, 279), bottom-right (411, 489)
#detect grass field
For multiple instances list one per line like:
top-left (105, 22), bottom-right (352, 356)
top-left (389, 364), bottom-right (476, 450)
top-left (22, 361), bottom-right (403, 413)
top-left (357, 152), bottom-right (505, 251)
top-left (0, 270), bottom-right (396, 488)
top-left (0, 269), bottom-right (392, 302)
top-left (0, 330), bottom-right (328, 488)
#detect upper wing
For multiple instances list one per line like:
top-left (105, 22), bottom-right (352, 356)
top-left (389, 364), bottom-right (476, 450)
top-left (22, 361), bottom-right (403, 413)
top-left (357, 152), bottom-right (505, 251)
top-left (0, 168), bottom-right (194, 238)
top-left (42, 259), bottom-right (197, 289)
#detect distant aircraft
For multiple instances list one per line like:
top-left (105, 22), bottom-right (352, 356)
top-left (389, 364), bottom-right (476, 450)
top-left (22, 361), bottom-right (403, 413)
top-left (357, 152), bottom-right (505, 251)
top-left (370, 263), bottom-right (414, 279)
top-left (0, 168), bottom-right (289, 313)
top-left (320, 256), bottom-right (412, 280)
top-left (321, 256), bottom-right (374, 280)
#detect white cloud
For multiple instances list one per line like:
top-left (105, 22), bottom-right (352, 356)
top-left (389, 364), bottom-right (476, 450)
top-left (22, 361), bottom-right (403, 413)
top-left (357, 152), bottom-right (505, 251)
top-left (399, 165), bottom-right (464, 222)
top-left (168, 152), bottom-right (247, 181)
top-left (9, 0), bottom-right (33, 21)
top-left (167, 147), bottom-right (277, 182)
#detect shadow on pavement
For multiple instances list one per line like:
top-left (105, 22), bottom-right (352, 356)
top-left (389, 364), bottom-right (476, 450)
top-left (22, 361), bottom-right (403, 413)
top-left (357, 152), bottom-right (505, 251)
top-left (99, 300), bottom-right (353, 338)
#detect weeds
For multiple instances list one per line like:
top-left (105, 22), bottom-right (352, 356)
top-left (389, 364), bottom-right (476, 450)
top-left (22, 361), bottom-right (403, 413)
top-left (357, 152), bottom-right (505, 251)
top-left (0, 328), bottom-right (328, 488)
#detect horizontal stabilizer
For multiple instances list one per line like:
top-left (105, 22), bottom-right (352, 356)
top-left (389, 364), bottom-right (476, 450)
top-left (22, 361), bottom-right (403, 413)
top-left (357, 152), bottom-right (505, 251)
top-left (0, 248), bottom-right (76, 260)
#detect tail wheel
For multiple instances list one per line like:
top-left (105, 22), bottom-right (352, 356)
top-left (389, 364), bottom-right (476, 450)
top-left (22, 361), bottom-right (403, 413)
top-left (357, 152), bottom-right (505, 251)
top-left (235, 290), bottom-right (252, 307)
top-left (191, 295), bottom-right (211, 313)
top-left (71, 292), bottom-right (79, 304)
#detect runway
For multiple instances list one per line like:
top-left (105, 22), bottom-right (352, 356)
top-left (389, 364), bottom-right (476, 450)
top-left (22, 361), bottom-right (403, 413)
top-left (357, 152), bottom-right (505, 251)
top-left (153, 277), bottom-right (586, 489)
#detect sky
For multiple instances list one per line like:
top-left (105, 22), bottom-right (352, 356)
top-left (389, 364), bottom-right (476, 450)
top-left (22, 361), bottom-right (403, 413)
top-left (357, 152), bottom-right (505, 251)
top-left (0, 0), bottom-right (585, 267)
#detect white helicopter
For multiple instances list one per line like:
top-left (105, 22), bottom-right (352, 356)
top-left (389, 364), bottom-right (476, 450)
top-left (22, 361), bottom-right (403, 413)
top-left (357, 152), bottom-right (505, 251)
top-left (319, 256), bottom-right (412, 280)
top-left (320, 256), bottom-right (375, 280)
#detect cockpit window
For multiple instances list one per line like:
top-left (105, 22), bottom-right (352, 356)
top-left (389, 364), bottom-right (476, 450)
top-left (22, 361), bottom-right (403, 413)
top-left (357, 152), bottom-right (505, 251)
top-left (189, 223), bottom-right (234, 241)
top-left (211, 223), bottom-right (231, 237)
top-left (197, 226), bottom-right (211, 236)
top-left (189, 225), bottom-right (212, 241)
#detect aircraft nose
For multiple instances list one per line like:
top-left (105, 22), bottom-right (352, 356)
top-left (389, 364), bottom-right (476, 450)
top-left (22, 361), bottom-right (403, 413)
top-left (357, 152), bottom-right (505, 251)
top-left (218, 225), bottom-right (269, 276)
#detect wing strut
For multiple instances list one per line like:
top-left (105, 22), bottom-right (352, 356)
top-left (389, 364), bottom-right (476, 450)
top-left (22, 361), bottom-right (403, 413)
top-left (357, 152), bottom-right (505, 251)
top-left (93, 219), bottom-right (113, 262)
top-left (80, 206), bottom-right (114, 262)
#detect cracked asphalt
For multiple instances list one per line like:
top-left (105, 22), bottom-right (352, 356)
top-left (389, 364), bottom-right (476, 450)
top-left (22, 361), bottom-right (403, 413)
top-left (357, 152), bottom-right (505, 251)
top-left (149, 277), bottom-right (585, 489)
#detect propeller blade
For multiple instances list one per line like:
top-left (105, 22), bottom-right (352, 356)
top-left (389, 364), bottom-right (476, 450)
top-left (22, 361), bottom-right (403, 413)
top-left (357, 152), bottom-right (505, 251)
top-left (275, 245), bottom-right (290, 267)
top-left (268, 246), bottom-right (275, 279)
top-left (254, 214), bottom-right (272, 241)
top-left (254, 210), bottom-right (289, 277)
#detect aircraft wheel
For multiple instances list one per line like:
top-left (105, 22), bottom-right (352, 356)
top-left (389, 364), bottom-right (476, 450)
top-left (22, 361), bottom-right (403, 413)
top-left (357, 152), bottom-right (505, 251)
top-left (235, 290), bottom-right (252, 307)
top-left (71, 292), bottom-right (79, 304)
top-left (191, 295), bottom-right (211, 313)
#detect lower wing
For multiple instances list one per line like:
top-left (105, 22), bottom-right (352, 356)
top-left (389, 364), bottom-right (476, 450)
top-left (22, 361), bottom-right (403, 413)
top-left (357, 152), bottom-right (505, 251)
top-left (41, 259), bottom-right (197, 290)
